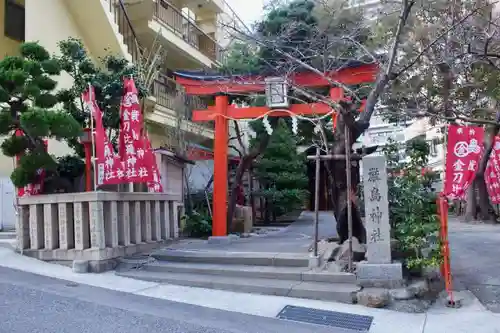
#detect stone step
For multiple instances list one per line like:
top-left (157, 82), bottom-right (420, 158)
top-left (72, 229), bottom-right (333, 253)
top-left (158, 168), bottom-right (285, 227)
top-left (0, 231), bottom-right (16, 240)
top-left (151, 249), bottom-right (312, 267)
top-left (117, 270), bottom-right (360, 303)
top-left (0, 239), bottom-right (16, 250)
top-left (143, 261), bottom-right (357, 284)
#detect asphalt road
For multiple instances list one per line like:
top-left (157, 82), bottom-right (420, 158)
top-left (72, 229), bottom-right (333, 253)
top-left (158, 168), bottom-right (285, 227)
top-left (0, 266), bottom-right (351, 333)
top-left (449, 219), bottom-right (500, 312)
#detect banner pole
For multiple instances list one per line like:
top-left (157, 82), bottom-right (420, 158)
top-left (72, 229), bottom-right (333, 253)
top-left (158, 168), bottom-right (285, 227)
top-left (88, 84), bottom-right (98, 191)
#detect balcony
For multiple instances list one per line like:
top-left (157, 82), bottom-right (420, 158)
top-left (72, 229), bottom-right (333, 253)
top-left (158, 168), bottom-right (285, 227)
top-left (104, 0), bottom-right (142, 63)
top-left (152, 74), bottom-right (214, 130)
top-left (100, 0), bottom-right (215, 138)
top-left (152, 0), bottom-right (221, 63)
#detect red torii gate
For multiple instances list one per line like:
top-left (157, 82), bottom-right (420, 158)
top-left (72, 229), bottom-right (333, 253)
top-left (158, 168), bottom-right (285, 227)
top-left (175, 62), bottom-right (379, 237)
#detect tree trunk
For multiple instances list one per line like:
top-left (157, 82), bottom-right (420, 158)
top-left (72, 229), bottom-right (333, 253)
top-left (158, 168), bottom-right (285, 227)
top-left (227, 158), bottom-right (250, 231)
top-left (332, 159), bottom-right (366, 244)
top-left (264, 200), bottom-right (270, 224)
top-left (464, 183), bottom-right (477, 221)
top-left (476, 175), bottom-right (497, 222)
top-left (330, 112), bottom-right (367, 244)
top-left (227, 134), bottom-right (270, 231)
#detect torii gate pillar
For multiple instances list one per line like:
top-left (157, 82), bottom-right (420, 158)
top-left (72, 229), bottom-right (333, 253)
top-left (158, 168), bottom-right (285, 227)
top-left (175, 62), bottom-right (379, 238)
top-left (213, 94), bottom-right (229, 236)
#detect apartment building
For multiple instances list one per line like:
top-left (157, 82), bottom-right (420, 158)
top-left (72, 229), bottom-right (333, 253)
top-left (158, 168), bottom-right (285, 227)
top-left (354, 113), bottom-right (445, 172)
top-left (0, 0), bottom-right (242, 228)
top-left (0, 0), bottom-right (246, 172)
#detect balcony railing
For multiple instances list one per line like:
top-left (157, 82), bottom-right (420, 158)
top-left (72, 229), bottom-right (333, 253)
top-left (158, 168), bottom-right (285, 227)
top-left (106, 0), bottom-right (142, 63)
top-left (103, 1), bottom-right (214, 131)
top-left (153, 0), bottom-right (220, 62)
top-left (153, 74), bottom-right (214, 129)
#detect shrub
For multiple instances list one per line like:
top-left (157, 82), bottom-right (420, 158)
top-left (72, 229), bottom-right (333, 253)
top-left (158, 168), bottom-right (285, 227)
top-left (182, 210), bottom-right (212, 238)
top-left (383, 138), bottom-right (442, 273)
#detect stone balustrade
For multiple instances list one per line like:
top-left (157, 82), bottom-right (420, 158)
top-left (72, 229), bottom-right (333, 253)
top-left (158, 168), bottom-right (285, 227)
top-left (15, 191), bottom-right (182, 271)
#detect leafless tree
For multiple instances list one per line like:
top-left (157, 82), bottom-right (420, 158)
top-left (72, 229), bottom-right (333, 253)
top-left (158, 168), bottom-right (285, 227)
top-left (379, 0), bottom-right (500, 220)
top-left (214, 0), bottom-right (500, 234)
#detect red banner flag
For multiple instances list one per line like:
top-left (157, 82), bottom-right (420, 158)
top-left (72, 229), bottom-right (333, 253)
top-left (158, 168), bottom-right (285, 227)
top-left (82, 86), bottom-right (124, 186)
top-left (143, 133), bottom-right (163, 193)
top-left (485, 136), bottom-right (500, 204)
top-left (16, 130), bottom-right (47, 197)
top-left (485, 164), bottom-right (500, 204)
top-left (444, 125), bottom-right (484, 199)
top-left (118, 78), bottom-right (154, 184)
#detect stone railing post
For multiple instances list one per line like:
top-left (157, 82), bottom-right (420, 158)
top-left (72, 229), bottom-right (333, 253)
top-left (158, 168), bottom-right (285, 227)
top-left (16, 191), bottom-right (182, 272)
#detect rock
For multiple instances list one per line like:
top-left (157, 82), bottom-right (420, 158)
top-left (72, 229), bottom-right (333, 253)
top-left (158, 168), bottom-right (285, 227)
top-left (335, 237), bottom-right (366, 262)
top-left (390, 288), bottom-right (415, 301)
top-left (314, 240), bottom-right (339, 260)
top-left (426, 278), bottom-right (445, 299)
top-left (422, 267), bottom-right (441, 281)
top-left (72, 260), bottom-right (89, 274)
top-left (388, 299), bottom-right (433, 313)
top-left (356, 288), bottom-right (390, 308)
top-left (408, 280), bottom-right (430, 298)
top-left (311, 239), bottom-right (329, 252)
top-left (325, 261), bottom-right (343, 272)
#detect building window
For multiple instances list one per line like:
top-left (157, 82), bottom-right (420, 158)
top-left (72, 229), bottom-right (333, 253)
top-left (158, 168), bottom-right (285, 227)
top-left (430, 139), bottom-right (438, 157)
top-left (4, 0), bottom-right (25, 42)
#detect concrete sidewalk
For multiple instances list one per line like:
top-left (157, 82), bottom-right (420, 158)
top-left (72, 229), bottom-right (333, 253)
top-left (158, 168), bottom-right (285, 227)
top-left (0, 248), bottom-right (498, 332)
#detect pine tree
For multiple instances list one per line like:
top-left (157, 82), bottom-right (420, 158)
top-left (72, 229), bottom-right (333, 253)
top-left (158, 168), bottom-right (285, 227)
top-left (55, 38), bottom-right (149, 158)
top-left (0, 42), bottom-right (82, 189)
top-left (51, 38), bottom-right (150, 192)
top-left (253, 119), bottom-right (309, 220)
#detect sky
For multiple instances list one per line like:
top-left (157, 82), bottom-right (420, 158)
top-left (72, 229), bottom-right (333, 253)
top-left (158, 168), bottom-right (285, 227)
top-left (228, 0), bottom-right (265, 25)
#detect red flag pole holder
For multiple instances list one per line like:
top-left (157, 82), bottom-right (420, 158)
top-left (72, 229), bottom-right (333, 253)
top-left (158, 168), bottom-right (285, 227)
top-left (437, 194), bottom-right (460, 307)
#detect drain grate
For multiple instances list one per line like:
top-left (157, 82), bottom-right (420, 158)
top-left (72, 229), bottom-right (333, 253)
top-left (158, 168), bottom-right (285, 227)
top-left (277, 305), bottom-right (373, 331)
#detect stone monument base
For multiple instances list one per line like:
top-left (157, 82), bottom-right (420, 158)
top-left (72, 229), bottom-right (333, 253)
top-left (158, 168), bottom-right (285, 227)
top-left (356, 261), bottom-right (404, 288)
top-left (207, 235), bottom-right (239, 244)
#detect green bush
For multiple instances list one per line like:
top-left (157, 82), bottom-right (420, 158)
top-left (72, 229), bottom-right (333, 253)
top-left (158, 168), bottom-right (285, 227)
top-left (390, 169), bottom-right (441, 272)
top-left (383, 138), bottom-right (442, 273)
top-left (182, 210), bottom-right (212, 238)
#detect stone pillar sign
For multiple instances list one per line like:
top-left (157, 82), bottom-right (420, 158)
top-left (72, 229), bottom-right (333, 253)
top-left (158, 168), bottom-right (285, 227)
top-left (362, 155), bottom-right (391, 264)
top-left (357, 154), bottom-right (403, 288)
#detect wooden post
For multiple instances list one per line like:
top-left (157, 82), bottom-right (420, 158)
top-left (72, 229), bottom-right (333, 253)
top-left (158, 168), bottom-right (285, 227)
top-left (213, 94), bottom-right (229, 236)
top-left (307, 133), bottom-right (358, 270)
top-left (249, 168), bottom-right (256, 227)
top-left (345, 124), bottom-right (353, 272)
top-left (313, 147), bottom-right (321, 257)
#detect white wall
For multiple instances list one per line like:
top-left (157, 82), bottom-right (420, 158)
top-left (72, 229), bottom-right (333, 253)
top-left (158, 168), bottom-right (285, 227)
top-left (0, 0), bottom-right (85, 178)
top-left (186, 160), bottom-right (214, 192)
top-left (23, 0), bottom-right (93, 160)
top-left (0, 178), bottom-right (15, 230)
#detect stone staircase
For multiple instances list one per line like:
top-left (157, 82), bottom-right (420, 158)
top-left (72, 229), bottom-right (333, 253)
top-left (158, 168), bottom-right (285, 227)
top-left (116, 249), bottom-right (361, 303)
